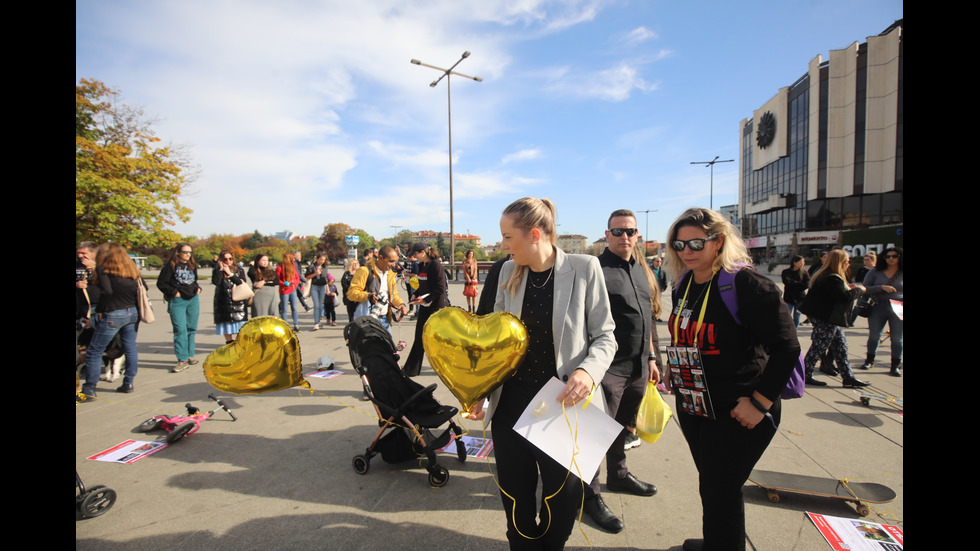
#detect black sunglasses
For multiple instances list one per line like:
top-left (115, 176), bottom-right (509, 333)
top-left (671, 235), bottom-right (719, 252)
top-left (608, 228), bottom-right (638, 237)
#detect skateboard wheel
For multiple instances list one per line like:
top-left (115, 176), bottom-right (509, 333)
top-left (861, 397), bottom-right (870, 406)
top-left (767, 491), bottom-right (780, 503)
top-left (856, 503), bottom-right (870, 516)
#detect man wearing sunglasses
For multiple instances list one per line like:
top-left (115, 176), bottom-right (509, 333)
top-left (583, 209), bottom-right (662, 533)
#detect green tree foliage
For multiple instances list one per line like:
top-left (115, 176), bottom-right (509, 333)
top-left (76, 79), bottom-right (195, 248)
top-left (318, 223), bottom-right (377, 262)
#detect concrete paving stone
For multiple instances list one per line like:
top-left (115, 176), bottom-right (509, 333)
top-left (77, 268), bottom-right (902, 550)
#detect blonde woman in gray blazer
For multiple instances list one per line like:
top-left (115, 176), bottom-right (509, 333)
top-left (469, 197), bottom-right (616, 551)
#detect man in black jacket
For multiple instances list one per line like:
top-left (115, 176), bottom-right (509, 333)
top-left (583, 209), bottom-right (662, 533)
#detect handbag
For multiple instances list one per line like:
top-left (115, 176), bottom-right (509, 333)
top-left (136, 278), bottom-right (155, 323)
top-left (854, 295), bottom-right (876, 318)
top-left (232, 280), bottom-right (254, 302)
top-left (635, 382), bottom-right (673, 443)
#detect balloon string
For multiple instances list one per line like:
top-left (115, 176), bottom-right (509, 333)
top-left (475, 402), bottom-right (592, 548)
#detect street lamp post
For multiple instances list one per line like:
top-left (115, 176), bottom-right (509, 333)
top-left (411, 51), bottom-right (483, 278)
top-left (636, 209), bottom-right (658, 257)
top-left (690, 156), bottom-right (734, 210)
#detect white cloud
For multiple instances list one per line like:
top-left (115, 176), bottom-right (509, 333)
top-left (502, 148), bottom-right (542, 164)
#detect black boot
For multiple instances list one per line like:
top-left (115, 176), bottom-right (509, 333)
top-left (890, 358), bottom-right (902, 377)
top-left (859, 356), bottom-right (874, 370)
top-left (842, 375), bottom-right (871, 388)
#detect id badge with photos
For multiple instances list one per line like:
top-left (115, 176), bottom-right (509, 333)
top-left (665, 344), bottom-right (714, 419)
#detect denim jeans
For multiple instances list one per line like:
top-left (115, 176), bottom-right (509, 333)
top-left (167, 295), bottom-right (199, 362)
top-left (785, 300), bottom-right (802, 327)
top-left (279, 289), bottom-right (300, 326)
top-left (310, 284), bottom-right (326, 324)
top-left (866, 302), bottom-right (903, 360)
top-left (83, 307), bottom-right (139, 395)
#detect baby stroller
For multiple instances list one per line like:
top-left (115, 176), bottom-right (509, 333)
top-left (345, 316), bottom-right (466, 487)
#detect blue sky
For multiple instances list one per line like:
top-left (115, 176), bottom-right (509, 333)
top-left (76, 0), bottom-right (902, 248)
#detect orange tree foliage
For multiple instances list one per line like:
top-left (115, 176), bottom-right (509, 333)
top-left (76, 79), bottom-right (192, 248)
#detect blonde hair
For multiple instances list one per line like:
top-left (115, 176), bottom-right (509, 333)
top-left (810, 249), bottom-right (851, 287)
top-left (633, 242), bottom-right (662, 318)
top-left (501, 197), bottom-right (557, 297)
top-left (664, 207), bottom-right (752, 282)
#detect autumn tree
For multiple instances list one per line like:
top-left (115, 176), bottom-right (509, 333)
top-left (76, 79), bottom-right (196, 248)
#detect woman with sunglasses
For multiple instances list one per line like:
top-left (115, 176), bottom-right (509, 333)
top-left (468, 197), bottom-right (616, 551)
top-left (663, 208), bottom-right (800, 551)
top-left (276, 252), bottom-right (302, 332)
top-left (212, 250), bottom-right (249, 344)
top-left (800, 249), bottom-right (869, 388)
top-left (860, 247), bottom-right (903, 376)
top-left (157, 243), bottom-right (202, 372)
top-left (247, 253), bottom-right (279, 317)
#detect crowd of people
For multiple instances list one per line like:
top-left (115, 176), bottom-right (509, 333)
top-left (76, 200), bottom-right (902, 551)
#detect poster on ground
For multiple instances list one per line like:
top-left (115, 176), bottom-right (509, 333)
top-left (87, 440), bottom-right (168, 464)
top-left (807, 512), bottom-right (903, 550)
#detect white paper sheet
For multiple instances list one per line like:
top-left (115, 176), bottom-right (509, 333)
top-left (513, 378), bottom-right (622, 480)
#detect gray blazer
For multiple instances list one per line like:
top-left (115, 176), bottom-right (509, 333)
top-left (485, 247), bottom-right (617, 423)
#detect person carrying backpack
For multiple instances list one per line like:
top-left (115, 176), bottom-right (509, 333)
top-left (664, 207), bottom-right (800, 551)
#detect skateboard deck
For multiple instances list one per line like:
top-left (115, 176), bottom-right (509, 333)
top-left (747, 469), bottom-right (896, 517)
top-left (856, 391), bottom-right (903, 408)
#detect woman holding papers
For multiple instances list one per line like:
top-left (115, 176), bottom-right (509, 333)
top-left (469, 197), bottom-right (616, 551)
top-left (664, 208), bottom-right (800, 551)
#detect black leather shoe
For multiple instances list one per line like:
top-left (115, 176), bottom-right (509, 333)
top-left (583, 496), bottom-right (623, 533)
top-left (116, 383), bottom-right (134, 393)
top-left (682, 539), bottom-right (704, 551)
top-left (818, 364), bottom-right (839, 377)
top-left (842, 376), bottom-right (871, 388)
top-left (805, 376), bottom-right (828, 387)
top-left (606, 473), bottom-right (657, 496)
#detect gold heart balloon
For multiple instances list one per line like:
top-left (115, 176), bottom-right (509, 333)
top-left (409, 276), bottom-right (420, 290)
top-left (421, 307), bottom-right (528, 415)
top-left (203, 317), bottom-right (310, 394)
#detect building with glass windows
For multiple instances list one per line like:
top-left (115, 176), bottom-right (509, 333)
top-left (738, 19), bottom-right (903, 261)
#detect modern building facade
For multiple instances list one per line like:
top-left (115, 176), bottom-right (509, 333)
top-left (738, 19), bottom-right (903, 261)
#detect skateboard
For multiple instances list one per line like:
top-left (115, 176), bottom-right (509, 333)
top-left (856, 392), bottom-right (903, 409)
top-left (747, 469), bottom-right (896, 517)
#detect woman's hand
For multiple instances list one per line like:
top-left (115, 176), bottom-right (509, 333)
top-left (882, 285), bottom-right (897, 293)
top-left (467, 401), bottom-right (485, 421)
top-left (647, 360), bottom-right (661, 384)
top-left (557, 369), bottom-right (595, 407)
top-left (254, 280), bottom-right (264, 289)
top-left (730, 392), bottom-right (771, 429)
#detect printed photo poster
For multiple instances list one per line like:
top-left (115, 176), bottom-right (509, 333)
top-left (88, 440), bottom-right (168, 464)
top-left (666, 345), bottom-right (715, 419)
top-left (807, 512), bottom-right (902, 550)
top-left (438, 436), bottom-right (494, 459)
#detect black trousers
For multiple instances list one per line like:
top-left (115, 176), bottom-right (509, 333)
top-left (491, 412), bottom-right (583, 551)
top-left (587, 372), bottom-right (646, 497)
top-left (677, 400), bottom-right (780, 551)
top-left (402, 305), bottom-right (435, 376)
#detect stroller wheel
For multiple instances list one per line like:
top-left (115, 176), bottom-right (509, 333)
top-left (137, 418), bottom-right (163, 433)
top-left (352, 454), bottom-right (370, 475)
top-left (166, 421), bottom-right (196, 444)
top-left (428, 466), bottom-right (449, 488)
top-left (78, 485), bottom-right (117, 518)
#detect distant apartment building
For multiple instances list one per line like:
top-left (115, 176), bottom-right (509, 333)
top-left (556, 234), bottom-right (589, 254)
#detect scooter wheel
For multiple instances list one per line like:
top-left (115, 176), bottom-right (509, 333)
top-left (166, 421), bottom-right (196, 444)
top-left (79, 485), bottom-right (117, 518)
top-left (352, 455), bottom-right (370, 475)
top-left (428, 466), bottom-right (449, 488)
top-left (137, 418), bottom-right (164, 433)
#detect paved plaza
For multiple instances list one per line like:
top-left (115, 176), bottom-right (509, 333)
top-left (76, 268), bottom-right (903, 550)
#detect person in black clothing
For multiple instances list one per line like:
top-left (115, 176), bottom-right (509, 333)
top-left (780, 255), bottom-right (809, 328)
top-left (402, 242), bottom-right (450, 376)
top-left (582, 209), bottom-right (663, 534)
top-left (664, 208), bottom-right (800, 551)
top-left (476, 255), bottom-right (510, 316)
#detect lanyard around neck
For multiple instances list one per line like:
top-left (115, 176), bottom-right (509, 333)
top-left (673, 270), bottom-right (716, 347)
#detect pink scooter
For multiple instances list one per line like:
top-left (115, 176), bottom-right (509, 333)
top-left (136, 394), bottom-right (237, 444)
